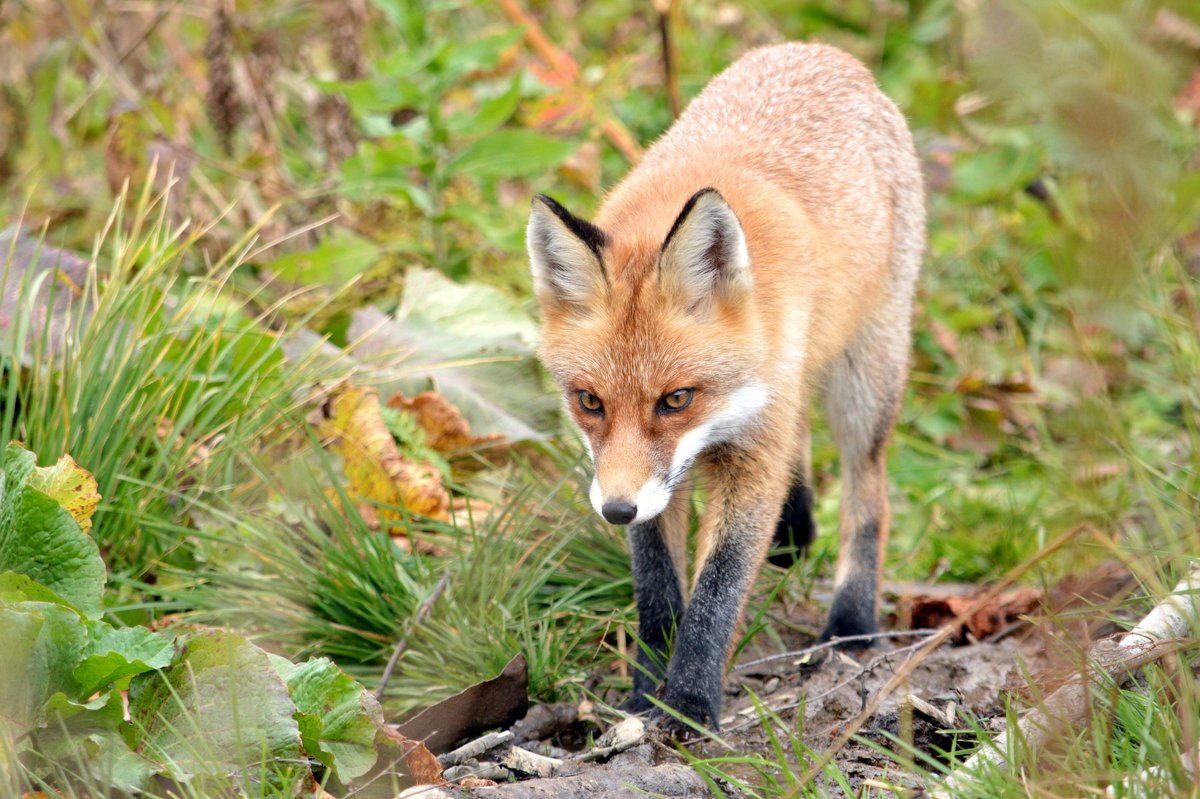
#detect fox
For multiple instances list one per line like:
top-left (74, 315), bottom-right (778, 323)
top-left (526, 42), bottom-right (924, 731)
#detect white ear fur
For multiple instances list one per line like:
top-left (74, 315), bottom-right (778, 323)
top-left (658, 189), bottom-right (751, 313)
top-left (526, 196), bottom-right (607, 309)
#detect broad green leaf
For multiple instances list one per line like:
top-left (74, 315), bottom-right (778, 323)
top-left (441, 29), bottom-right (524, 79)
top-left (316, 77), bottom-right (422, 116)
top-left (349, 268), bottom-right (554, 441)
top-left (274, 656), bottom-right (383, 781)
top-left (953, 144), bottom-right (1041, 202)
top-left (448, 130), bottom-right (575, 179)
top-left (127, 631), bottom-right (302, 784)
top-left (339, 135), bottom-right (423, 197)
top-left (444, 202), bottom-right (525, 251)
top-left (0, 444), bottom-right (105, 618)
top-left (0, 571), bottom-right (79, 609)
top-left (37, 690), bottom-right (159, 793)
top-left (0, 601), bottom-right (88, 733)
top-left (73, 621), bottom-right (173, 696)
top-left (262, 231), bottom-right (382, 287)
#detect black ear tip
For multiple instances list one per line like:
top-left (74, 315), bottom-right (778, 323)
top-left (532, 193), bottom-right (561, 212)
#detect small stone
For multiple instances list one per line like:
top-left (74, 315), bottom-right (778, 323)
top-left (597, 716), bottom-right (645, 749)
top-left (763, 676), bottom-right (782, 693)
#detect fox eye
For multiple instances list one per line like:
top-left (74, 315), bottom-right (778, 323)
top-left (578, 390), bottom-right (604, 414)
top-left (659, 388), bottom-right (694, 413)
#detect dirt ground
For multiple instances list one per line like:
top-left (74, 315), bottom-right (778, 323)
top-left (411, 568), bottom-right (1137, 798)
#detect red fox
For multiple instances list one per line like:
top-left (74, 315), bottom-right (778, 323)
top-left (527, 43), bottom-right (924, 731)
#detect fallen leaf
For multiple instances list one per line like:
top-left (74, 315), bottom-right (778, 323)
top-left (449, 497), bottom-right (496, 526)
top-left (387, 391), bottom-right (504, 454)
top-left (320, 387), bottom-right (450, 524)
top-left (348, 269), bottom-right (554, 442)
top-left (377, 726), bottom-right (445, 786)
top-left (395, 654), bottom-right (529, 754)
top-left (907, 586), bottom-right (1044, 642)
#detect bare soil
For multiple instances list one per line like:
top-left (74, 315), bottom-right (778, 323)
top-left (453, 570), bottom-right (1136, 797)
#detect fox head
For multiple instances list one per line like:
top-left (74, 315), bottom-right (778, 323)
top-left (527, 188), bottom-right (770, 526)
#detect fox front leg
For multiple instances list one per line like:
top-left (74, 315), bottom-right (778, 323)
top-left (622, 493), bottom-right (689, 712)
top-left (656, 449), bottom-right (786, 731)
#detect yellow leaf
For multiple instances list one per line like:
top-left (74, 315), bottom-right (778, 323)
top-left (26, 454), bottom-right (101, 533)
top-left (321, 387), bottom-right (449, 525)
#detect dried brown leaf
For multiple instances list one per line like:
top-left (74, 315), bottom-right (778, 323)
top-left (387, 391), bottom-right (504, 455)
top-left (377, 726), bottom-right (445, 785)
top-left (908, 586), bottom-right (1044, 642)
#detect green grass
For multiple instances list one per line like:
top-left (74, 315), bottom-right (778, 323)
top-left (171, 438), bottom-right (633, 716)
top-left (0, 176), bottom-right (332, 581)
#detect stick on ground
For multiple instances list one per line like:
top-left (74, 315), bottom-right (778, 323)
top-left (376, 571), bottom-right (451, 700)
top-left (936, 567), bottom-right (1200, 796)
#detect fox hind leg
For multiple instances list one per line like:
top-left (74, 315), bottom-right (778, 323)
top-left (769, 413), bottom-right (815, 567)
top-left (821, 320), bottom-right (908, 646)
top-left (768, 481), bottom-right (816, 567)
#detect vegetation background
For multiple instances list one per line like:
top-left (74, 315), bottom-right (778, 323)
top-left (1, 0), bottom-right (1198, 796)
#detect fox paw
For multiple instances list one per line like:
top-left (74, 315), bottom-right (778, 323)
top-left (820, 593), bottom-right (878, 651)
top-left (649, 691), bottom-right (720, 737)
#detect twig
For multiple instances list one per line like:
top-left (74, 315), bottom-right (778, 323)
top-left (936, 566), bottom-right (1200, 796)
top-left (733, 628), bottom-right (938, 672)
top-left (376, 571), bottom-right (451, 700)
top-left (438, 730), bottom-right (513, 767)
top-left (782, 523), bottom-right (1087, 799)
top-left (654, 0), bottom-right (682, 119)
top-left (495, 0), bottom-right (576, 80)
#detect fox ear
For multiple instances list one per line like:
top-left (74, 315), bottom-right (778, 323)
top-left (527, 195), bottom-right (608, 310)
top-left (658, 188), bottom-right (751, 313)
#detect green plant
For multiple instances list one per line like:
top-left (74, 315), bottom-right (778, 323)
top-left (0, 442), bottom-right (393, 796)
top-left (177, 438), bottom-right (632, 716)
top-left (321, 8), bottom-right (575, 279)
top-left (0, 179), bottom-right (329, 575)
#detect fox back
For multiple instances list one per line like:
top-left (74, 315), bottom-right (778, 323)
top-left (527, 42), bottom-right (924, 731)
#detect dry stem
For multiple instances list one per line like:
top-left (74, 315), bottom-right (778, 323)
top-left (935, 566), bottom-right (1200, 796)
top-left (376, 571), bottom-right (451, 700)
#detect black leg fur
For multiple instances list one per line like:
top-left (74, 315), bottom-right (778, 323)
top-left (768, 480), bottom-right (816, 568)
top-left (622, 517), bottom-right (684, 713)
top-left (818, 518), bottom-right (880, 649)
top-left (659, 533), bottom-right (757, 731)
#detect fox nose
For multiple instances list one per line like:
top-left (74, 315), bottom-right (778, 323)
top-left (601, 500), bottom-right (637, 525)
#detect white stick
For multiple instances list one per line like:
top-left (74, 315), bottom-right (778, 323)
top-left (936, 567), bottom-right (1200, 797)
